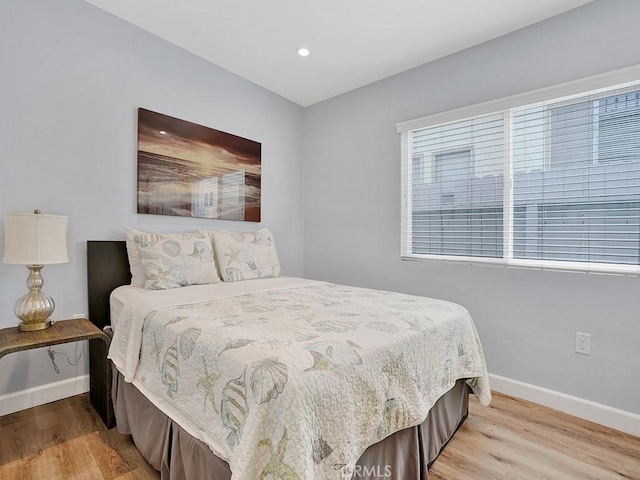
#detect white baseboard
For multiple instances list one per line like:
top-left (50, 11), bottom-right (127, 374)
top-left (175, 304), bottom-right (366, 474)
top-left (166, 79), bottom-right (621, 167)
top-left (489, 373), bottom-right (640, 437)
top-left (0, 374), bottom-right (89, 417)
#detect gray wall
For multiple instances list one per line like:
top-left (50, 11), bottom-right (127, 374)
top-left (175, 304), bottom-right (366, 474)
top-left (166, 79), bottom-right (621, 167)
top-left (0, 0), bottom-right (304, 395)
top-left (303, 0), bottom-right (640, 414)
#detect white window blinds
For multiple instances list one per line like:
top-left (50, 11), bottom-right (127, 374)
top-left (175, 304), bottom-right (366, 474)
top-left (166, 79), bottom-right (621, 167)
top-left (406, 114), bottom-right (505, 260)
top-left (399, 67), bottom-right (640, 274)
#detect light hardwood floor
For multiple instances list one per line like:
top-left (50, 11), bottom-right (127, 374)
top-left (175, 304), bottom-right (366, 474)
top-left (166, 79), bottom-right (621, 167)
top-left (1, 392), bottom-right (639, 479)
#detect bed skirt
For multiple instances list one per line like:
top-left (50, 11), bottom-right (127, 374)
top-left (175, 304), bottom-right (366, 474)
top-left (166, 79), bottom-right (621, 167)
top-left (112, 368), bottom-right (469, 480)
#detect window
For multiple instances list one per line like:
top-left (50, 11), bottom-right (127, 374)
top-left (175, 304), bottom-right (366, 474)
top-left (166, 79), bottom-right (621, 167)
top-left (434, 149), bottom-right (472, 194)
top-left (399, 69), bottom-right (640, 274)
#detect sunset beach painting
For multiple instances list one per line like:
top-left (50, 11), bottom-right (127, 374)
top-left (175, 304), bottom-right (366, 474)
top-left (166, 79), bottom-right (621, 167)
top-left (137, 108), bottom-right (261, 221)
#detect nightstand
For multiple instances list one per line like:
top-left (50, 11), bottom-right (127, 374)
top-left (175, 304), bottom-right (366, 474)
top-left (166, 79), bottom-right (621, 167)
top-left (0, 317), bottom-right (113, 427)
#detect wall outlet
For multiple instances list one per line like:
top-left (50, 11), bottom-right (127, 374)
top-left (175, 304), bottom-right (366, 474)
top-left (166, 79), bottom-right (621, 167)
top-left (72, 313), bottom-right (87, 319)
top-left (575, 332), bottom-right (591, 355)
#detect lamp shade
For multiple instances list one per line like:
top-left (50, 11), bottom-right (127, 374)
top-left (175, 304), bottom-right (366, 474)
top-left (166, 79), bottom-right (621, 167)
top-left (3, 212), bottom-right (69, 265)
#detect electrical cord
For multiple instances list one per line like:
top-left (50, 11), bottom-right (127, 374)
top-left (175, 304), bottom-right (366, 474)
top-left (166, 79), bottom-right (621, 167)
top-left (47, 343), bottom-right (85, 374)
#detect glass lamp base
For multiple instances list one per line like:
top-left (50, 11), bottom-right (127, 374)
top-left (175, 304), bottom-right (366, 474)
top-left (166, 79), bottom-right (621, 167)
top-left (15, 265), bottom-right (55, 332)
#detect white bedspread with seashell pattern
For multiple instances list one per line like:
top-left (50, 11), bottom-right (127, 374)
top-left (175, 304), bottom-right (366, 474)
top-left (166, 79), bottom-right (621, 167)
top-left (109, 277), bottom-right (490, 480)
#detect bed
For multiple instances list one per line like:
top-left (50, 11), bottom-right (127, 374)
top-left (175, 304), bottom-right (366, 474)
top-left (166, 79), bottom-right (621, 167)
top-left (87, 235), bottom-right (490, 480)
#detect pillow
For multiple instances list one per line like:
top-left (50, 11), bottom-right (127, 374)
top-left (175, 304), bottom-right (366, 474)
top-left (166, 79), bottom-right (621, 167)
top-left (125, 227), bottom-right (147, 287)
top-left (211, 228), bottom-right (281, 282)
top-left (133, 230), bottom-right (220, 290)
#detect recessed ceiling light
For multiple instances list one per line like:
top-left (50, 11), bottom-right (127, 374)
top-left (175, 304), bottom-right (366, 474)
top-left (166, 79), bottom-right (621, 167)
top-left (159, 130), bottom-right (167, 135)
top-left (297, 47), bottom-right (310, 57)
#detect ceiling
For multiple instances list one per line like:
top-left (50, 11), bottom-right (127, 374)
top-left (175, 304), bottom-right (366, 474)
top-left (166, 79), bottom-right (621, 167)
top-left (84, 0), bottom-right (593, 106)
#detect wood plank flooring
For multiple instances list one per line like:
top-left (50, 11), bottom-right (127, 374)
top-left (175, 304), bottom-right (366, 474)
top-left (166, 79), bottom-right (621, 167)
top-left (0, 391), bottom-right (639, 479)
top-left (0, 394), bottom-right (157, 480)
top-left (430, 394), bottom-right (640, 480)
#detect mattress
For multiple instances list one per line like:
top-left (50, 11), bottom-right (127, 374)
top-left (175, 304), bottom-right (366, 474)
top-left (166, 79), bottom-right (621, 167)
top-left (108, 277), bottom-right (490, 480)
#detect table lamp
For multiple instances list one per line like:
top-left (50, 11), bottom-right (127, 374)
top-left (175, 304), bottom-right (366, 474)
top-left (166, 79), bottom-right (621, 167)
top-left (3, 210), bottom-right (69, 331)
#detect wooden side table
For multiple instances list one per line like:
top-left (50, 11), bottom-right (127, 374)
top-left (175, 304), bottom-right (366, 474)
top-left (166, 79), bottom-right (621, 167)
top-left (0, 317), bottom-right (113, 428)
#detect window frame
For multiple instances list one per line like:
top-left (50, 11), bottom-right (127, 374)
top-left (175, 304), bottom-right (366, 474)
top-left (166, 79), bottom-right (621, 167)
top-left (398, 65), bottom-right (640, 275)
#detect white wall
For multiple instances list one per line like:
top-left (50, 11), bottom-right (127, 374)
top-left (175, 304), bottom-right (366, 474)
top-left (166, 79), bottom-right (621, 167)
top-left (0, 0), bottom-right (304, 402)
top-left (303, 0), bottom-right (640, 416)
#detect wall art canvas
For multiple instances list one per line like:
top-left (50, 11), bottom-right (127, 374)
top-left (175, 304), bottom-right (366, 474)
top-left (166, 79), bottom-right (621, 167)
top-left (137, 108), bottom-right (261, 221)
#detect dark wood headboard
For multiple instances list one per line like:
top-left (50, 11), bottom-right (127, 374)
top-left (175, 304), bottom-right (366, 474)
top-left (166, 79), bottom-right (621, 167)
top-left (87, 240), bottom-right (131, 330)
top-left (86, 240), bottom-right (130, 429)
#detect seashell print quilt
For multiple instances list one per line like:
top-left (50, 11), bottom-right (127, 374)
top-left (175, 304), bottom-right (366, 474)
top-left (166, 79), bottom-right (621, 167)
top-left (110, 280), bottom-right (491, 480)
